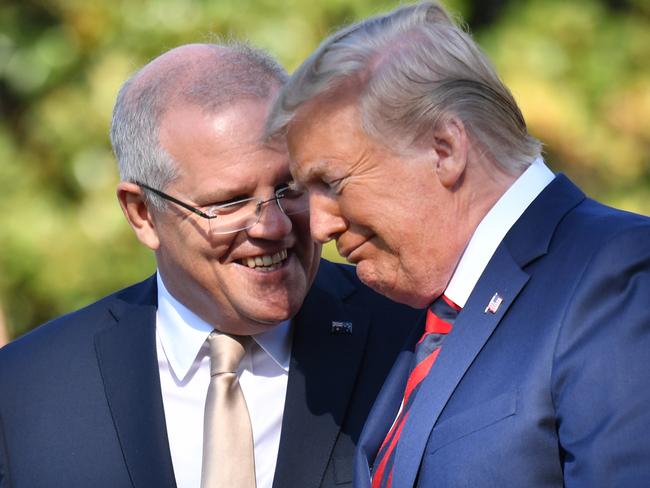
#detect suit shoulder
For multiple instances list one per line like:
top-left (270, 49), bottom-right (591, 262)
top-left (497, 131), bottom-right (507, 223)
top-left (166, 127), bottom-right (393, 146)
top-left (0, 277), bottom-right (155, 372)
top-left (549, 198), bottom-right (650, 262)
top-left (567, 198), bottom-right (650, 237)
top-left (571, 210), bottom-right (650, 284)
top-left (313, 258), bottom-right (358, 285)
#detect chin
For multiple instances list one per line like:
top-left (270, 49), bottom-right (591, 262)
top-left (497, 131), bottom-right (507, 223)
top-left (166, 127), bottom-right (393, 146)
top-left (377, 285), bottom-right (426, 308)
top-left (387, 279), bottom-right (439, 308)
top-left (248, 299), bottom-right (300, 326)
top-left (357, 264), bottom-right (430, 308)
top-left (357, 271), bottom-right (404, 304)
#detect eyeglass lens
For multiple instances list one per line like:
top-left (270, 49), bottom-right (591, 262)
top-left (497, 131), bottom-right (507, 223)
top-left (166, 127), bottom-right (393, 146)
top-left (208, 191), bottom-right (308, 235)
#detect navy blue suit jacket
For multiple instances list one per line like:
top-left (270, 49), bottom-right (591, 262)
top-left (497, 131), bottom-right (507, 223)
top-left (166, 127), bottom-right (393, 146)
top-left (0, 260), bottom-right (420, 488)
top-left (355, 175), bottom-right (650, 487)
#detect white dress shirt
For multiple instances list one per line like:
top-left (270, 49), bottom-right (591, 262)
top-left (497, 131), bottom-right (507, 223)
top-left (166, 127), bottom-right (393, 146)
top-left (155, 274), bottom-right (292, 488)
top-left (444, 158), bottom-right (555, 307)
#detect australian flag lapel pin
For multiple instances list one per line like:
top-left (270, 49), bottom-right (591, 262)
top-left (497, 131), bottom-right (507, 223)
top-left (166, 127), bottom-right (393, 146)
top-left (485, 292), bottom-right (503, 314)
top-left (331, 321), bottom-right (353, 335)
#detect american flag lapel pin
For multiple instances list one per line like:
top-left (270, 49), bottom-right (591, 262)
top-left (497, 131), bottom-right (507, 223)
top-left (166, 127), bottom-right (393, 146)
top-left (485, 293), bottom-right (503, 314)
top-left (331, 321), bottom-right (353, 335)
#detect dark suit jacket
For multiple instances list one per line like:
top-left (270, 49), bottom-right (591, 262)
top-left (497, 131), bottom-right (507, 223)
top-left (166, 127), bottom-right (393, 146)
top-left (355, 175), bottom-right (650, 487)
top-left (0, 259), bottom-right (420, 488)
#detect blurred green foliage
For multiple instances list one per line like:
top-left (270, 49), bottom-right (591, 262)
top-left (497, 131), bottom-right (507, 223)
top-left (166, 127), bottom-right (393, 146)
top-left (1, 0), bottom-right (649, 340)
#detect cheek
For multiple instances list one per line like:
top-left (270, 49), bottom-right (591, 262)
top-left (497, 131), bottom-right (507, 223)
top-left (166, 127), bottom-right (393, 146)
top-left (294, 216), bottom-right (322, 278)
top-left (291, 213), bottom-right (314, 246)
top-left (307, 243), bottom-right (322, 282)
top-left (339, 186), bottom-right (404, 233)
top-left (205, 231), bottom-right (241, 261)
top-left (393, 241), bottom-right (444, 298)
top-left (160, 215), bottom-right (232, 255)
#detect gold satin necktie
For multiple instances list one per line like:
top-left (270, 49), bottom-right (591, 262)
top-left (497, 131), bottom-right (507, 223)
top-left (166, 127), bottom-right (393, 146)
top-left (201, 331), bottom-right (256, 488)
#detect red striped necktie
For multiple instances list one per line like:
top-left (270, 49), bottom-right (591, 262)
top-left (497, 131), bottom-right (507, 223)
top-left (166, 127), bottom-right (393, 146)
top-left (371, 295), bottom-right (461, 488)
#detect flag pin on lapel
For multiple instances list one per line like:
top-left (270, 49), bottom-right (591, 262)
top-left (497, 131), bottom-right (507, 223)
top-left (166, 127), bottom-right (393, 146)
top-left (485, 293), bottom-right (503, 314)
top-left (331, 321), bottom-right (353, 335)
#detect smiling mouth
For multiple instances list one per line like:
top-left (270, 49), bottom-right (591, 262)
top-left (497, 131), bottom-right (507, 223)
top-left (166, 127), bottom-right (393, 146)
top-left (239, 249), bottom-right (289, 271)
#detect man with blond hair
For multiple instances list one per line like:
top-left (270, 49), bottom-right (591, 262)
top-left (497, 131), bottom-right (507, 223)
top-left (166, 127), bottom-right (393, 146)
top-left (266, 2), bottom-right (650, 487)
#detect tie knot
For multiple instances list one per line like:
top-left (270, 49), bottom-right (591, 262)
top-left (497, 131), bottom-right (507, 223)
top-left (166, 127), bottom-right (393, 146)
top-left (207, 331), bottom-right (249, 376)
top-left (425, 295), bottom-right (461, 334)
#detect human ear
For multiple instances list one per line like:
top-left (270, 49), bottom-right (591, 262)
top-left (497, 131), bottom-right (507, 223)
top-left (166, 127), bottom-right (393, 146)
top-left (116, 181), bottom-right (161, 250)
top-left (431, 116), bottom-right (469, 189)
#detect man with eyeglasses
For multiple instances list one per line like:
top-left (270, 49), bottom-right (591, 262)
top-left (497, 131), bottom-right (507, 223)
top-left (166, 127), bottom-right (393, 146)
top-left (0, 43), bottom-right (420, 488)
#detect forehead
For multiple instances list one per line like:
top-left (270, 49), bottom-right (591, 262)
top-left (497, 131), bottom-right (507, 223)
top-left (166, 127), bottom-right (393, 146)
top-left (287, 98), bottom-right (367, 177)
top-left (160, 98), bottom-right (291, 194)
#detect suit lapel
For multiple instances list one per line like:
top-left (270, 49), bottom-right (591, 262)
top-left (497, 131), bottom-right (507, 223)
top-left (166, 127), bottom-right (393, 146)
top-left (392, 246), bottom-right (529, 488)
top-left (94, 277), bottom-right (177, 488)
top-left (272, 282), bottom-right (370, 488)
top-left (391, 175), bottom-right (586, 488)
top-left (354, 312), bottom-right (425, 488)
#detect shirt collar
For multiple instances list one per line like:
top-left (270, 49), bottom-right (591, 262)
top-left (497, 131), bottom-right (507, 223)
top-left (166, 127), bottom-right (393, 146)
top-left (253, 320), bottom-right (292, 372)
top-left (156, 273), bottom-right (292, 381)
top-left (444, 157), bottom-right (555, 308)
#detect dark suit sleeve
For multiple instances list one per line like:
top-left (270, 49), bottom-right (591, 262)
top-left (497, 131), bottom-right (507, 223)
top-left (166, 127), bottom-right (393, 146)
top-left (552, 224), bottom-right (650, 487)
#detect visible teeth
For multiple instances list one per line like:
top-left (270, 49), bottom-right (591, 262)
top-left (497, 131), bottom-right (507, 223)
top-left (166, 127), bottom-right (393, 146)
top-left (242, 249), bottom-right (289, 270)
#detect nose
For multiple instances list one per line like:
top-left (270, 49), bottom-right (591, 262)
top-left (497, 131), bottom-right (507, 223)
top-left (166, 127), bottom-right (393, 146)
top-left (246, 197), bottom-right (293, 240)
top-left (309, 190), bottom-right (348, 243)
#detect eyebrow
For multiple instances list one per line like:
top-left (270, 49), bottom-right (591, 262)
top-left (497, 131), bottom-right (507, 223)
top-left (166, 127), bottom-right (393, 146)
top-left (191, 188), bottom-right (245, 206)
top-left (295, 159), bottom-right (330, 184)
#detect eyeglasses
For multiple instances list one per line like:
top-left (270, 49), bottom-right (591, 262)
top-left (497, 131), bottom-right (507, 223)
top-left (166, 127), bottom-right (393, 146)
top-left (136, 181), bottom-right (309, 235)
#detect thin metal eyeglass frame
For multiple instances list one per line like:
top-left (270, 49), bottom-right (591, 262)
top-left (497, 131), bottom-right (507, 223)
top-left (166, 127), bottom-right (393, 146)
top-left (135, 181), bottom-right (305, 225)
top-left (136, 182), bottom-right (216, 219)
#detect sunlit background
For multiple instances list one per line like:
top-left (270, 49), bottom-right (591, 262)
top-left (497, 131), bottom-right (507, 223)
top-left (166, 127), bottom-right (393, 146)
top-left (1, 0), bottom-right (649, 342)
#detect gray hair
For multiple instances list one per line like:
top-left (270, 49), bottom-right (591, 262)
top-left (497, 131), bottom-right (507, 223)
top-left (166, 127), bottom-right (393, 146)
top-left (110, 41), bottom-right (288, 209)
top-left (266, 2), bottom-right (541, 174)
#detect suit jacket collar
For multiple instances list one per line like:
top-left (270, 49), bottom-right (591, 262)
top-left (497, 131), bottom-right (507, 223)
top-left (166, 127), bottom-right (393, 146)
top-left (386, 175), bottom-right (585, 488)
top-left (93, 263), bottom-right (368, 488)
top-left (94, 275), bottom-right (177, 488)
top-left (273, 266), bottom-right (372, 488)
top-left (503, 174), bottom-right (584, 267)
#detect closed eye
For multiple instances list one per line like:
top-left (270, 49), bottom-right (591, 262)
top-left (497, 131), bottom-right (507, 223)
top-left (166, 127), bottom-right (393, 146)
top-left (326, 177), bottom-right (346, 194)
top-left (204, 196), bottom-right (257, 216)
